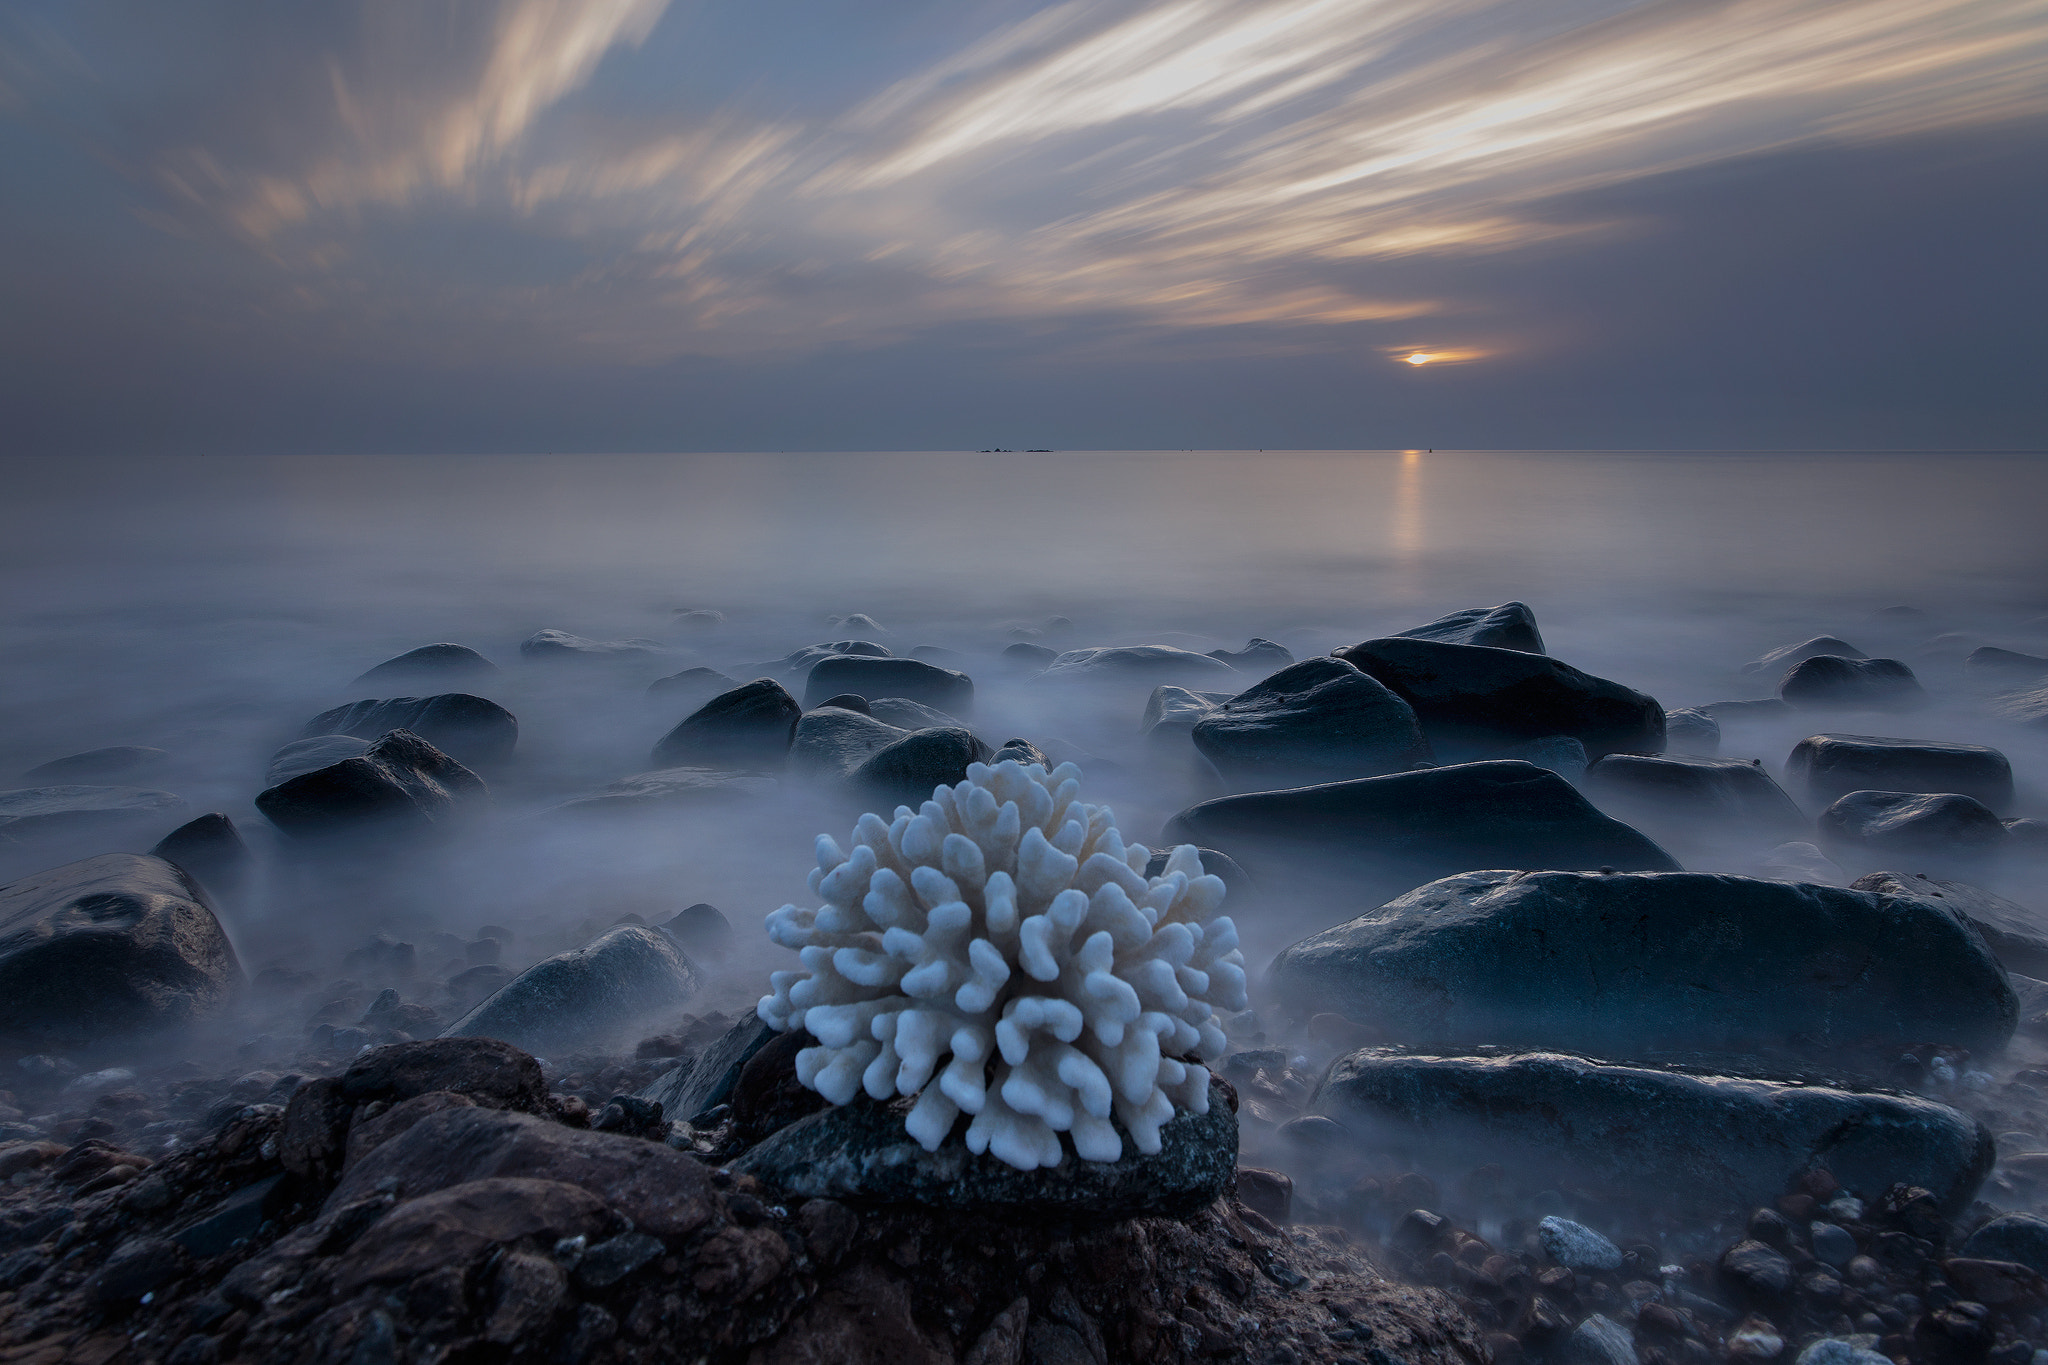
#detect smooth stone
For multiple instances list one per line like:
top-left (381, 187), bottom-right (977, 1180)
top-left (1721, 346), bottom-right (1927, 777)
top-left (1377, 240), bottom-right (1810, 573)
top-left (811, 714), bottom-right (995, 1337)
top-left (1851, 872), bottom-right (2048, 979)
top-left (989, 738), bottom-right (1053, 768)
top-left (673, 608), bottom-right (724, 629)
top-left (1788, 733), bottom-right (2013, 811)
top-left (1795, 1341), bottom-right (1891, 1365)
top-left (651, 678), bottom-right (801, 769)
top-left (1582, 754), bottom-right (1807, 848)
top-left (867, 697), bottom-right (969, 731)
top-left (339, 1037), bottom-right (550, 1112)
top-left (150, 813), bottom-right (251, 901)
top-left (647, 667), bottom-right (738, 703)
top-left (1811, 1222), bottom-right (1857, 1267)
top-left (1564, 1313), bottom-right (1638, 1365)
top-left (302, 693), bottom-right (517, 768)
top-left (267, 735), bottom-right (373, 786)
top-left (1039, 645), bottom-right (1241, 687)
top-left (1721, 1239), bottom-right (1795, 1297)
top-left (0, 785), bottom-right (185, 845)
top-left (850, 728), bottom-right (993, 808)
top-left (0, 853), bottom-right (241, 1047)
top-left (21, 747), bottom-right (169, 784)
top-left (441, 925), bottom-right (699, 1054)
top-left (1141, 686), bottom-right (1233, 742)
top-left (519, 629), bottom-right (666, 660)
top-left (1312, 1049), bottom-right (1993, 1217)
top-left (1744, 637), bottom-right (1866, 676)
top-left (1963, 1214), bottom-right (2048, 1276)
top-left (788, 708), bottom-right (909, 781)
top-left (802, 657), bottom-right (973, 715)
top-left (352, 644), bottom-right (497, 688)
top-left (1538, 1216), bottom-right (1624, 1271)
top-left (639, 1008), bottom-right (777, 1123)
top-left (551, 767), bottom-right (777, 814)
top-left (1664, 708), bottom-right (1722, 755)
top-left (1333, 637), bottom-right (1664, 760)
top-left (731, 1077), bottom-right (1236, 1218)
top-left (1162, 760), bottom-right (1676, 907)
top-left (1780, 656), bottom-right (1926, 711)
top-left (661, 903), bottom-right (734, 962)
top-left (1966, 648), bottom-right (2048, 689)
top-left (1750, 840), bottom-right (1847, 886)
top-left (1267, 869), bottom-right (2016, 1059)
top-left (256, 730), bottom-right (485, 841)
top-left (1191, 657), bottom-right (1432, 789)
top-left (1207, 639), bottom-right (1296, 676)
top-left (1819, 790), bottom-right (2010, 869)
top-left (1001, 642), bottom-right (1058, 671)
top-left (1396, 601), bottom-right (1546, 654)
top-left (1483, 736), bottom-right (1588, 783)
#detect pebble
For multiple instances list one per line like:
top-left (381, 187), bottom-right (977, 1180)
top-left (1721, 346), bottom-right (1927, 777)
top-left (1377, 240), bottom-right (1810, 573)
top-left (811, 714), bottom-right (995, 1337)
top-left (1811, 1221), bottom-right (1857, 1267)
top-left (1537, 1216), bottom-right (1625, 1272)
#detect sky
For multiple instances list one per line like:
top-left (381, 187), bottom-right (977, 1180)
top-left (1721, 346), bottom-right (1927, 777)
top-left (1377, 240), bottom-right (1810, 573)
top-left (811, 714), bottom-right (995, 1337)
top-left (0, 0), bottom-right (2042, 453)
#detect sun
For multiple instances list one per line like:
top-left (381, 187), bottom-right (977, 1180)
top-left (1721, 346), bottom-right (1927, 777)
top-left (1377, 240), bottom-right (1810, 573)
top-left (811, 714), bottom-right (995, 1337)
top-left (1404, 352), bottom-right (1435, 365)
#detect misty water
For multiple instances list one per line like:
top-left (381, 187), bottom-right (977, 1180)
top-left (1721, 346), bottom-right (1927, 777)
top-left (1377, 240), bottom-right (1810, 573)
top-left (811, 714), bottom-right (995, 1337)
top-left (5, 448), bottom-right (2047, 1023)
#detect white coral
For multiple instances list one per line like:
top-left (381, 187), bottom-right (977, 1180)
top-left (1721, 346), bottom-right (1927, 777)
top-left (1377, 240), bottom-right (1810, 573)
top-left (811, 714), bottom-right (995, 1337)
top-left (758, 759), bottom-right (1248, 1171)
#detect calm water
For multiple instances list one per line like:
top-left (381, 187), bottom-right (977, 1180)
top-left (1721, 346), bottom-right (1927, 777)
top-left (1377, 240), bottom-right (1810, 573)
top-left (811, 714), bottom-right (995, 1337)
top-left (3, 449), bottom-right (2044, 993)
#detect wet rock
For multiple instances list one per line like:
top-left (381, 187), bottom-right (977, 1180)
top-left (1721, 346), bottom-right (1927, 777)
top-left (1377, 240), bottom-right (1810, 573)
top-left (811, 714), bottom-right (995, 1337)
top-left (1582, 754), bottom-right (1807, 850)
top-left (352, 644), bottom-right (497, 688)
top-left (1780, 656), bottom-right (1926, 711)
top-left (1745, 637), bottom-right (1867, 676)
top-left (1538, 1216), bottom-right (1623, 1271)
top-left (639, 1008), bottom-right (775, 1122)
top-left (651, 678), bottom-right (802, 769)
top-left (1751, 840), bottom-right (1847, 885)
top-left (519, 629), bottom-right (666, 660)
top-left (1396, 601), bottom-right (1546, 654)
top-left (990, 738), bottom-right (1052, 768)
top-left (1852, 872), bottom-right (2048, 978)
top-left (1140, 686), bottom-right (1233, 743)
top-left (174, 1173), bottom-right (284, 1257)
top-left (1484, 735), bottom-right (1589, 782)
top-left (802, 656), bottom-right (974, 714)
top-left (1811, 1222), bottom-right (1857, 1267)
top-left (661, 902), bottom-right (734, 961)
top-left (647, 666), bottom-right (739, 703)
top-left (1268, 869), bottom-right (2015, 1058)
top-left (1191, 657), bottom-right (1433, 788)
top-left (341, 1037), bottom-right (550, 1113)
top-left (1797, 1339), bottom-right (1893, 1365)
top-left (1664, 708), bottom-right (1721, 755)
top-left (1721, 1239), bottom-right (1795, 1300)
top-left (150, 813), bottom-right (250, 900)
top-left (330, 1105), bottom-right (717, 1238)
top-left (1963, 1215), bottom-right (2048, 1275)
top-left (266, 735), bottom-right (373, 786)
top-left (762, 641), bottom-right (893, 678)
top-left (255, 730), bottom-right (486, 841)
top-left (1333, 636), bottom-right (1664, 760)
top-left (1208, 638), bottom-right (1296, 676)
top-left (849, 727), bottom-right (993, 808)
top-left (1819, 791), bottom-right (2010, 870)
top-left (575, 1231), bottom-right (664, 1289)
top-left (1966, 647), bottom-right (2048, 689)
top-left (332, 1177), bottom-right (610, 1292)
top-left (22, 746), bottom-right (169, 784)
top-left (867, 697), bottom-right (969, 731)
top-left (1165, 760), bottom-right (1676, 908)
top-left (1039, 645), bottom-right (1241, 688)
top-left (0, 853), bottom-right (241, 1048)
top-left (552, 766), bottom-right (777, 814)
top-left (1942, 1258), bottom-right (2047, 1308)
top-left (85, 1234), bottom-right (190, 1309)
top-left (731, 1076), bottom-right (1236, 1218)
top-left (1001, 642), bottom-right (1057, 671)
top-left (1313, 1050), bottom-right (1993, 1218)
top-left (1564, 1312), bottom-right (1638, 1365)
top-left (443, 925), bottom-right (698, 1054)
top-left (302, 693), bottom-right (518, 768)
top-left (0, 784), bottom-right (185, 848)
top-left (788, 707), bottom-right (909, 781)
top-left (1791, 732), bottom-right (2013, 813)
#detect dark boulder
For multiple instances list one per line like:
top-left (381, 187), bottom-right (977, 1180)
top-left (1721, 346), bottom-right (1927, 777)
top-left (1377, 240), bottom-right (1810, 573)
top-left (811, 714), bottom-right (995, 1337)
top-left (1312, 1049), bottom-right (1993, 1218)
top-left (1191, 658), bottom-right (1431, 789)
top-left (352, 644), bottom-right (497, 688)
top-left (150, 813), bottom-right (250, 901)
top-left (1966, 647), bottom-right (2048, 689)
top-left (551, 767), bottom-right (777, 814)
top-left (1818, 791), bottom-right (2010, 871)
top-left (1333, 637), bottom-right (1664, 760)
top-left (1039, 646), bottom-right (1240, 688)
top-left (519, 629), bottom-right (666, 660)
top-left (639, 1008), bottom-right (777, 1123)
top-left (21, 747), bottom-right (169, 784)
top-left (1396, 601), bottom-right (1545, 654)
top-left (1963, 1215), bottom-right (2048, 1276)
top-left (1207, 639), bottom-right (1296, 676)
top-left (1267, 869), bottom-right (2015, 1059)
top-left (1851, 872), bottom-right (2048, 979)
top-left (646, 667), bottom-right (738, 703)
top-left (0, 853), bottom-right (241, 1048)
top-left (1780, 656), bottom-right (1926, 711)
top-left (851, 729), bottom-right (993, 808)
top-left (867, 697), bottom-right (968, 731)
top-left (1581, 755), bottom-right (1807, 851)
top-left (763, 640), bottom-right (893, 677)
top-left (990, 738), bottom-right (1053, 768)
top-left (1788, 733), bottom-right (2012, 811)
top-left (1001, 642), bottom-right (1057, 671)
top-left (1484, 736), bottom-right (1588, 783)
top-left (788, 709), bottom-right (910, 781)
top-left (650, 678), bottom-right (800, 769)
top-left (1664, 708), bottom-right (1721, 756)
top-left (1163, 761), bottom-right (1676, 907)
top-left (441, 925), bottom-right (699, 1054)
top-left (255, 730), bottom-right (486, 841)
top-left (340, 1037), bottom-right (550, 1113)
top-left (802, 657), bottom-right (973, 715)
top-left (661, 903), bottom-right (734, 962)
top-left (302, 693), bottom-right (517, 768)
top-left (1743, 636), bottom-right (1865, 676)
top-left (266, 735), bottom-right (372, 786)
top-left (1140, 686), bottom-right (1232, 743)
top-left (330, 1177), bottom-right (609, 1293)
top-left (731, 1077), bottom-right (1236, 1219)
top-left (0, 785), bottom-right (185, 848)
top-left (817, 693), bottom-right (872, 714)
